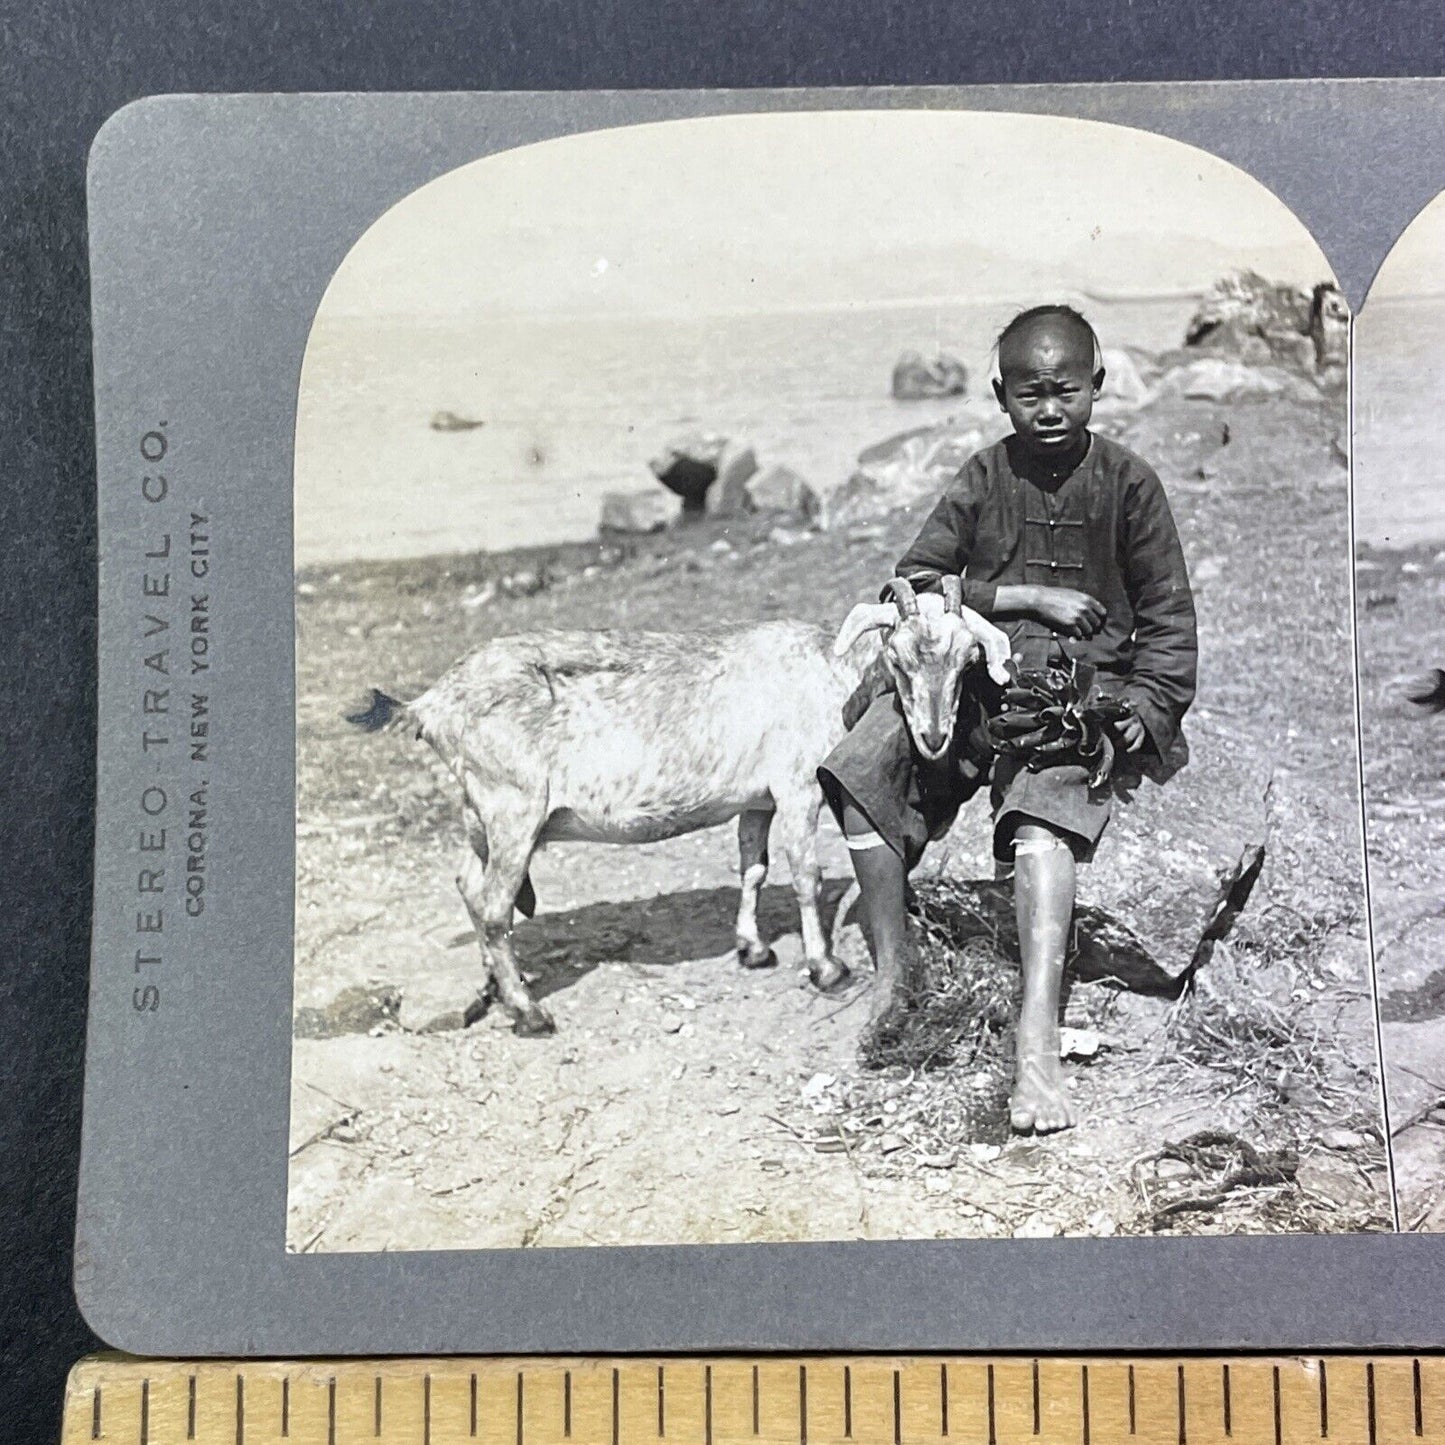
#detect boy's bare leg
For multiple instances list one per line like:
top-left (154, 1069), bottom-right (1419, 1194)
top-left (1011, 821), bottom-right (1076, 1133)
top-left (840, 798), bottom-right (912, 1021)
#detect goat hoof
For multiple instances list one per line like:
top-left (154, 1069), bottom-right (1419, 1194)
top-left (462, 988), bottom-right (496, 1028)
top-left (736, 944), bottom-right (777, 971)
top-left (511, 1006), bottom-right (556, 1037)
top-left (809, 956), bottom-right (852, 995)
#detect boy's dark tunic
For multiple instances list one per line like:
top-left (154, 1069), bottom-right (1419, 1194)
top-left (819, 431), bottom-right (1197, 866)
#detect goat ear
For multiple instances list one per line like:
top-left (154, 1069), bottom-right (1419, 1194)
top-left (833, 603), bottom-right (896, 656)
top-left (960, 605), bottom-right (1014, 685)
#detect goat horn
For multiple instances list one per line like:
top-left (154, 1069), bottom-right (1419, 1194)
top-left (887, 576), bottom-right (920, 617)
top-left (941, 574), bottom-right (963, 615)
top-left (833, 602), bottom-right (900, 657)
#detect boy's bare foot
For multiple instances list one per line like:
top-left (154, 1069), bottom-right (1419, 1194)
top-left (1010, 1050), bottom-right (1075, 1134)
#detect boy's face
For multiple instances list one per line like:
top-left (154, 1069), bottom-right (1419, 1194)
top-left (992, 318), bottom-right (1104, 464)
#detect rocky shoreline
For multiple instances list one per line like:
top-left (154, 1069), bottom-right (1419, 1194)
top-left (616, 271), bottom-right (1347, 540)
top-left (301, 271), bottom-right (1349, 612)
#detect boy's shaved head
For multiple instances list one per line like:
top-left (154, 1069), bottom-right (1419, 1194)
top-left (996, 304), bottom-right (1101, 380)
top-left (992, 304), bottom-right (1105, 466)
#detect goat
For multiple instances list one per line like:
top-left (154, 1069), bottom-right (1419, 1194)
top-left (348, 575), bottom-right (1011, 1035)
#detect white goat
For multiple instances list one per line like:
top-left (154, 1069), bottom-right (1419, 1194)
top-left (349, 575), bottom-right (1010, 1035)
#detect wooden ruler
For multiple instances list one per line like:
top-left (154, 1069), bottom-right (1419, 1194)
top-left (62, 1355), bottom-right (1442, 1445)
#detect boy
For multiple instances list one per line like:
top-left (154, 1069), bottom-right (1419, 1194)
top-left (819, 304), bottom-right (1197, 1134)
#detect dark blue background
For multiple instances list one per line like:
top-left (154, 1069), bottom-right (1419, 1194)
top-left (3, 4), bottom-right (1442, 1441)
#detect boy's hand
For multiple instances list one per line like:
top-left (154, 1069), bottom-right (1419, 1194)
top-left (1115, 714), bottom-right (1148, 752)
top-left (1030, 586), bottom-right (1106, 639)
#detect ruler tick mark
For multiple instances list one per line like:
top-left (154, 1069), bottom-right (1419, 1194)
top-left (471, 1374), bottom-right (479, 1439)
top-left (281, 1379), bottom-right (289, 1440)
top-left (518, 1371), bottom-right (526, 1445)
top-left (1273, 1367), bottom-right (1282, 1445)
top-left (844, 1366), bottom-right (853, 1439)
top-left (140, 1379), bottom-right (150, 1445)
top-left (1033, 1361), bottom-right (1040, 1435)
top-left (1222, 1365), bottom-right (1232, 1437)
top-left (1129, 1365), bottom-right (1136, 1435)
top-left (1319, 1359), bottom-right (1329, 1437)
top-left (893, 1369), bottom-right (901, 1445)
top-left (189, 1376), bottom-right (198, 1441)
top-left (236, 1374), bottom-right (245, 1445)
top-left (1415, 1359), bottom-right (1425, 1436)
top-left (565, 1371), bottom-right (573, 1439)
top-left (426, 1374), bottom-right (434, 1445)
top-left (987, 1365), bottom-right (997, 1445)
top-left (1177, 1365), bottom-right (1187, 1445)
top-left (705, 1366), bottom-right (713, 1445)
top-left (1081, 1366), bottom-right (1091, 1445)
top-left (1367, 1363), bottom-right (1377, 1445)
top-left (939, 1365), bottom-right (948, 1438)
top-left (800, 1364), bottom-right (808, 1445)
top-left (659, 1365), bottom-right (666, 1437)
top-left (375, 1376), bottom-right (383, 1437)
top-left (614, 1368), bottom-right (621, 1445)
top-left (328, 1378), bottom-right (336, 1445)
top-left (753, 1366), bottom-right (760, 1436)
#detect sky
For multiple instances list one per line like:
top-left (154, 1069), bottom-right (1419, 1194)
top-left (1364, 189), bottom-right (1445, 301)
top-left (294, 108), bottom-right (1340, 562)
top-left (316, 109), bottom-right (1333, 322)
top-left (1353, 186), bottom-right (1445, 546)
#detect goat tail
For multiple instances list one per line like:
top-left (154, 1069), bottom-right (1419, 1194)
top-left (1403, 668), bottom-right (1445, 713)
top-left (346, 687), bottom-right (412, 733)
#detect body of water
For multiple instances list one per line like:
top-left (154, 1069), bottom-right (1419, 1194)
top-left (1354, 297), bottom-right (1445, 548)
top-left (295, 298), bottom-right (1198, 565)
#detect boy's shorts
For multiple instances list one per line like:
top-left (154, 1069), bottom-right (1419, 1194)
top-left (817, 690), bottom-right (1113, 870)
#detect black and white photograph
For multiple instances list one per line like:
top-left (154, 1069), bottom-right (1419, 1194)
top-left (1354, 189), bottom-right (1445, 1232)
top-left (284, 108), bottom-right (1390, 1252)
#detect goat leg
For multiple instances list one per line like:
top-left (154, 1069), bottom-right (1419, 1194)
top-left (735, 809), bottom-right (777, 969)
top-left (456, 852), bottom-right (553, 1036)
top-left (778, 790), bottom-right (849, 993)
top-left (457, 796), bottom-right (555, 1037)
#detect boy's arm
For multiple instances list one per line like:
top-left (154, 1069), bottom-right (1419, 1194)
top-left (1119, 469), bottom-right (1199, 755)
top-left (886, 458), bottom-right (1106, 634)
top-left (888, 462), bottom-right (998, 612)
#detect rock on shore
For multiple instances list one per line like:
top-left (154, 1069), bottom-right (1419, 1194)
top-left (1096, 348), bottom-right (1151, 409)
top-left (648, 432), bottom-right (762, 516)
top-left (892, 350), bottom-right (968, 400)
top-left (599, 489), bottom-right (680, 535)
top-left (631, 432), bottom-right (816, 528)
top-left (429, 410), bottom-right (485, 432)
top-left (826, 420), bottom-right (991, 531)
top-left (707, 444), bottom-right (762, 517)
top-left (744, 464), bottom-right (820, 522)
top-left (1184, 270), bottom-right (1348, 378)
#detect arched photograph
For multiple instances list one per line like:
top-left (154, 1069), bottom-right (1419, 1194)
top-left (285, 109), bottom-right (1386, 1252)
top-left (1354, 191), bottom-right (1445, 1231)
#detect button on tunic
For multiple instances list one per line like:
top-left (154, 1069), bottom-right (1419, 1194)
top-left (892, 431), bottom-right (1198, 756)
